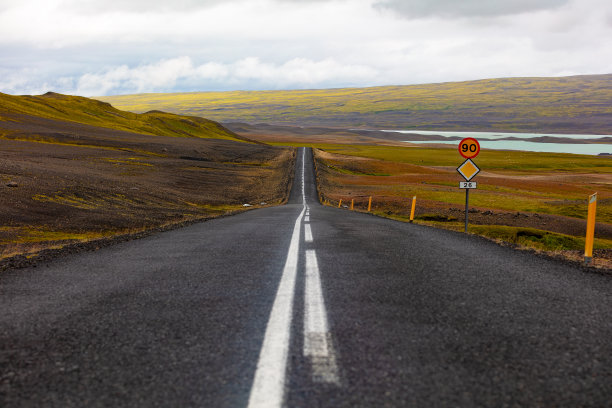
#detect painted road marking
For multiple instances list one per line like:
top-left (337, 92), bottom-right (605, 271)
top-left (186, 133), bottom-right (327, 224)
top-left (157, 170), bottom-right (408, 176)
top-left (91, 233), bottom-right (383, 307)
top-left (248, 149), bottom-right (307, 408)
top-left (249, 148), bottom-right (339, 408)
top-left (304, 215), bottom-right (310, 222)
top-left (304, 250), bottom-right (339, 384)
top-left (305, 223), bottom-right (313, 243)
top-left (302, 148), bottom-right (306, 204)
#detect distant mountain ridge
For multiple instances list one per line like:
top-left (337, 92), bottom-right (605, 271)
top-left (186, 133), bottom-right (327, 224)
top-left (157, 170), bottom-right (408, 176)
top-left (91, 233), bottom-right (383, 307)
top-left (99, 74), bottom-right (612, 134)
top-left (0, 91), bottom-right (252, 143)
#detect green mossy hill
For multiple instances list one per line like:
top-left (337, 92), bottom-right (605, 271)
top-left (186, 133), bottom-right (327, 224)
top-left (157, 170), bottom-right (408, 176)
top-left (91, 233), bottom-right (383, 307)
top-left (0, 92), bottom-right (251, 143)
top-left (99, 74), bottom-right (612, 134)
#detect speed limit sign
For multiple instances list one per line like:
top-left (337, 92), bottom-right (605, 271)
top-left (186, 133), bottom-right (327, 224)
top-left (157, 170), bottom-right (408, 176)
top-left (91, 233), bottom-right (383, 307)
top-left (458, 138), bottom-right (480, 159)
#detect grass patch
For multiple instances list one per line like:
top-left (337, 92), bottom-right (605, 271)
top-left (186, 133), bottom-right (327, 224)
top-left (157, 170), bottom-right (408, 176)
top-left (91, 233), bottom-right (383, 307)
top-left (416, 214), bottom-right (458, 222)
top-left (314, 146), bottom-right (612, 223)
top-left (104, 158), bottom-right (154, 167)
top-left (0, 226), bottom-right (109, 246)
top-left (221, 161), bottom-right (271, 167)
top-left (0, 92), bottom-right (249, 143)
top-left (358, 213), bottom-right (612, 251)
top-left (184, 202), bottom-right (246, 212)
top-left (326, 163), bottom-right (390, 176)
top-left (318, 144), bottom-right (612, 173)
top-left (468, 225), bottom-right (612, 251)
top-left (98, 74), bottom-right (612, 134)
top-left (0, 134), bottom-right (167, 156)
top-left (32, 192), bottom-right (171, 210)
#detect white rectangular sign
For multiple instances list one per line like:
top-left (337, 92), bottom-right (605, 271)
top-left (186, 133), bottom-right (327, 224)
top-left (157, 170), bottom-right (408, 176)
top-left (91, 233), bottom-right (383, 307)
top-left (459, 181), bottom-right (477, 189)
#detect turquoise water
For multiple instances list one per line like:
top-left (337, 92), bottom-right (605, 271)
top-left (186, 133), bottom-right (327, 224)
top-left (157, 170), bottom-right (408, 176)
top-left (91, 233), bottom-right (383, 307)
top-left (387, 130), bottom-right (612, 155)
top-left (405, 139), bottom-right (611, 155)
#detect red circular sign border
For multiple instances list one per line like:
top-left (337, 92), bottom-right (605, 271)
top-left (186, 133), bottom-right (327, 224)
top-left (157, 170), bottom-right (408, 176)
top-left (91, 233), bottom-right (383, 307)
top-left (458, 137), bottom-right (481, 159)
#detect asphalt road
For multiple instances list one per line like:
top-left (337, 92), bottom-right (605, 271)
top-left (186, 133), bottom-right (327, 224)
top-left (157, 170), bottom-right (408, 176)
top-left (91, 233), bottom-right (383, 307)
top-left (1, 148), bottom-right (611, 407)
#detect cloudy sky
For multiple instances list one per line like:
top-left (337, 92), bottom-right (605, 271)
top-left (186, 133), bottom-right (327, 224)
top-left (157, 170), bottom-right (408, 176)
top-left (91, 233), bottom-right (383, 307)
top-left (1, 0), bottom-right (611, 96)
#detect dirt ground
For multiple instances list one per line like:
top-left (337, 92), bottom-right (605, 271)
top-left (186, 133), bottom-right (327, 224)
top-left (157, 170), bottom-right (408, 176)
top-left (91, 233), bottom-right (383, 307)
top-left (225, 122), bottom-right (413, 146)
top-left (0, 114), bottom-right (294, 260)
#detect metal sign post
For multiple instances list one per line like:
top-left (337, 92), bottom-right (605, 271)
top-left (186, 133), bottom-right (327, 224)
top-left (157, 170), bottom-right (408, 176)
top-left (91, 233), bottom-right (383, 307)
top-left (465, 189), bottom-right (470, 233)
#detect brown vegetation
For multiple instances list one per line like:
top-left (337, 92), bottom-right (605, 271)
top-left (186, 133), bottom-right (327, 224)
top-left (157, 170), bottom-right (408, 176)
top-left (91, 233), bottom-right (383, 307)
top-left (0, 98), bottom-right (294, 263)
top-left (311, 148), bottom-right (612, 271)
top-left (100, 74), bottom-right (612, 134)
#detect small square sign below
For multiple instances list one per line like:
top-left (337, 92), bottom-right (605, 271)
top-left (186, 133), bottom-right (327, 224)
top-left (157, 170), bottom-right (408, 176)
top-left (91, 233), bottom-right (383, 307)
top-left (457, 159), bottom-right (480, 181)
top-left (459, 181), bottom-right (477, 189)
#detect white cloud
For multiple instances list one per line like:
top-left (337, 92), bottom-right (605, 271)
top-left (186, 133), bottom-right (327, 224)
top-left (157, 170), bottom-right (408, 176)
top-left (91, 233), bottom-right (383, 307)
top-left (374, 0), bottom-right (571, 18)
top-left (76, 57), bottom-right (199, 95)
top-left (72, 56), bottom-right (377, 95)
top-left (60, 0), bottom-right (227, 14)
top-left (0, 0), bottom-right (611, 95)
top-left (0, 69), bottom-right (35, 94)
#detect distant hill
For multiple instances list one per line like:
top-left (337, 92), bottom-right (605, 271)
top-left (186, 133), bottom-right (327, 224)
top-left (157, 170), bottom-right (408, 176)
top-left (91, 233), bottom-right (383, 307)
top-left (0, 91), bottom-right (292, 262)
top-left (0, 91), bottom-right (251, 143)
top-left (99, 74), bottom-right (612, 134)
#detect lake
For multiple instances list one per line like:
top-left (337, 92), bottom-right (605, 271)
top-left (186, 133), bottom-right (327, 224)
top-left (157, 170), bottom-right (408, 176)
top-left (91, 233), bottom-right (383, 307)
top-left (386, 130), bottom-right (612, 155)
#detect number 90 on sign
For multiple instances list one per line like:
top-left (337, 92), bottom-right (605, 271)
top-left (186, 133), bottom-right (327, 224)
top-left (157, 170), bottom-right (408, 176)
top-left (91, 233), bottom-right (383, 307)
top-left (458, 138), bottom-right (480, 159)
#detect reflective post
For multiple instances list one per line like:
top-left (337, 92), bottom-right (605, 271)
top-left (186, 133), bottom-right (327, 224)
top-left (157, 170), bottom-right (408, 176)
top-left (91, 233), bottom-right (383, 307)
top-left (410, 196), bottom-right (416, 223)
top-left (584, 192), bottom-right (597, 265)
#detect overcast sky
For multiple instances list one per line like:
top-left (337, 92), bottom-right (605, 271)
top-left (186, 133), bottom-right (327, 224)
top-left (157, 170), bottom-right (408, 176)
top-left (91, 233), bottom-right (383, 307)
top-left (1, 0), bottom-right (611, 96)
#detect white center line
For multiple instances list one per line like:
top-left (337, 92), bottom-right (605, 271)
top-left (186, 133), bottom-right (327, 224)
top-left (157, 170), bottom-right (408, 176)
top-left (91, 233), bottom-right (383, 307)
top-left (304, 250), bottom-right (340, 384)
top-left (301, 149), bottom-right (306, 204)
top-left (247, 148), bottom-right (307, 408)
top-left (304, 223), bottom-right (313, 243)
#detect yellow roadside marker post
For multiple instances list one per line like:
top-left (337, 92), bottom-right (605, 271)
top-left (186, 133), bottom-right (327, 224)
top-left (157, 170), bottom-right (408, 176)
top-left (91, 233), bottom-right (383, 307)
top-left (410, 196), bottom-right (416, 222)
top-left (368, 196), bottom-right (372, 212)
top-left (584, 192), bottom-right (597, 265)
top-left (350, 199), bottom-right (354, 210)
top-left (338, 199), bottom-right (342, 208)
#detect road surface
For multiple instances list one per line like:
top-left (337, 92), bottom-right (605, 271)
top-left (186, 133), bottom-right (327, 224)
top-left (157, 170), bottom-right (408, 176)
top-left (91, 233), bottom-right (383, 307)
top-left (1, 148), bottom-right (611, 407)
